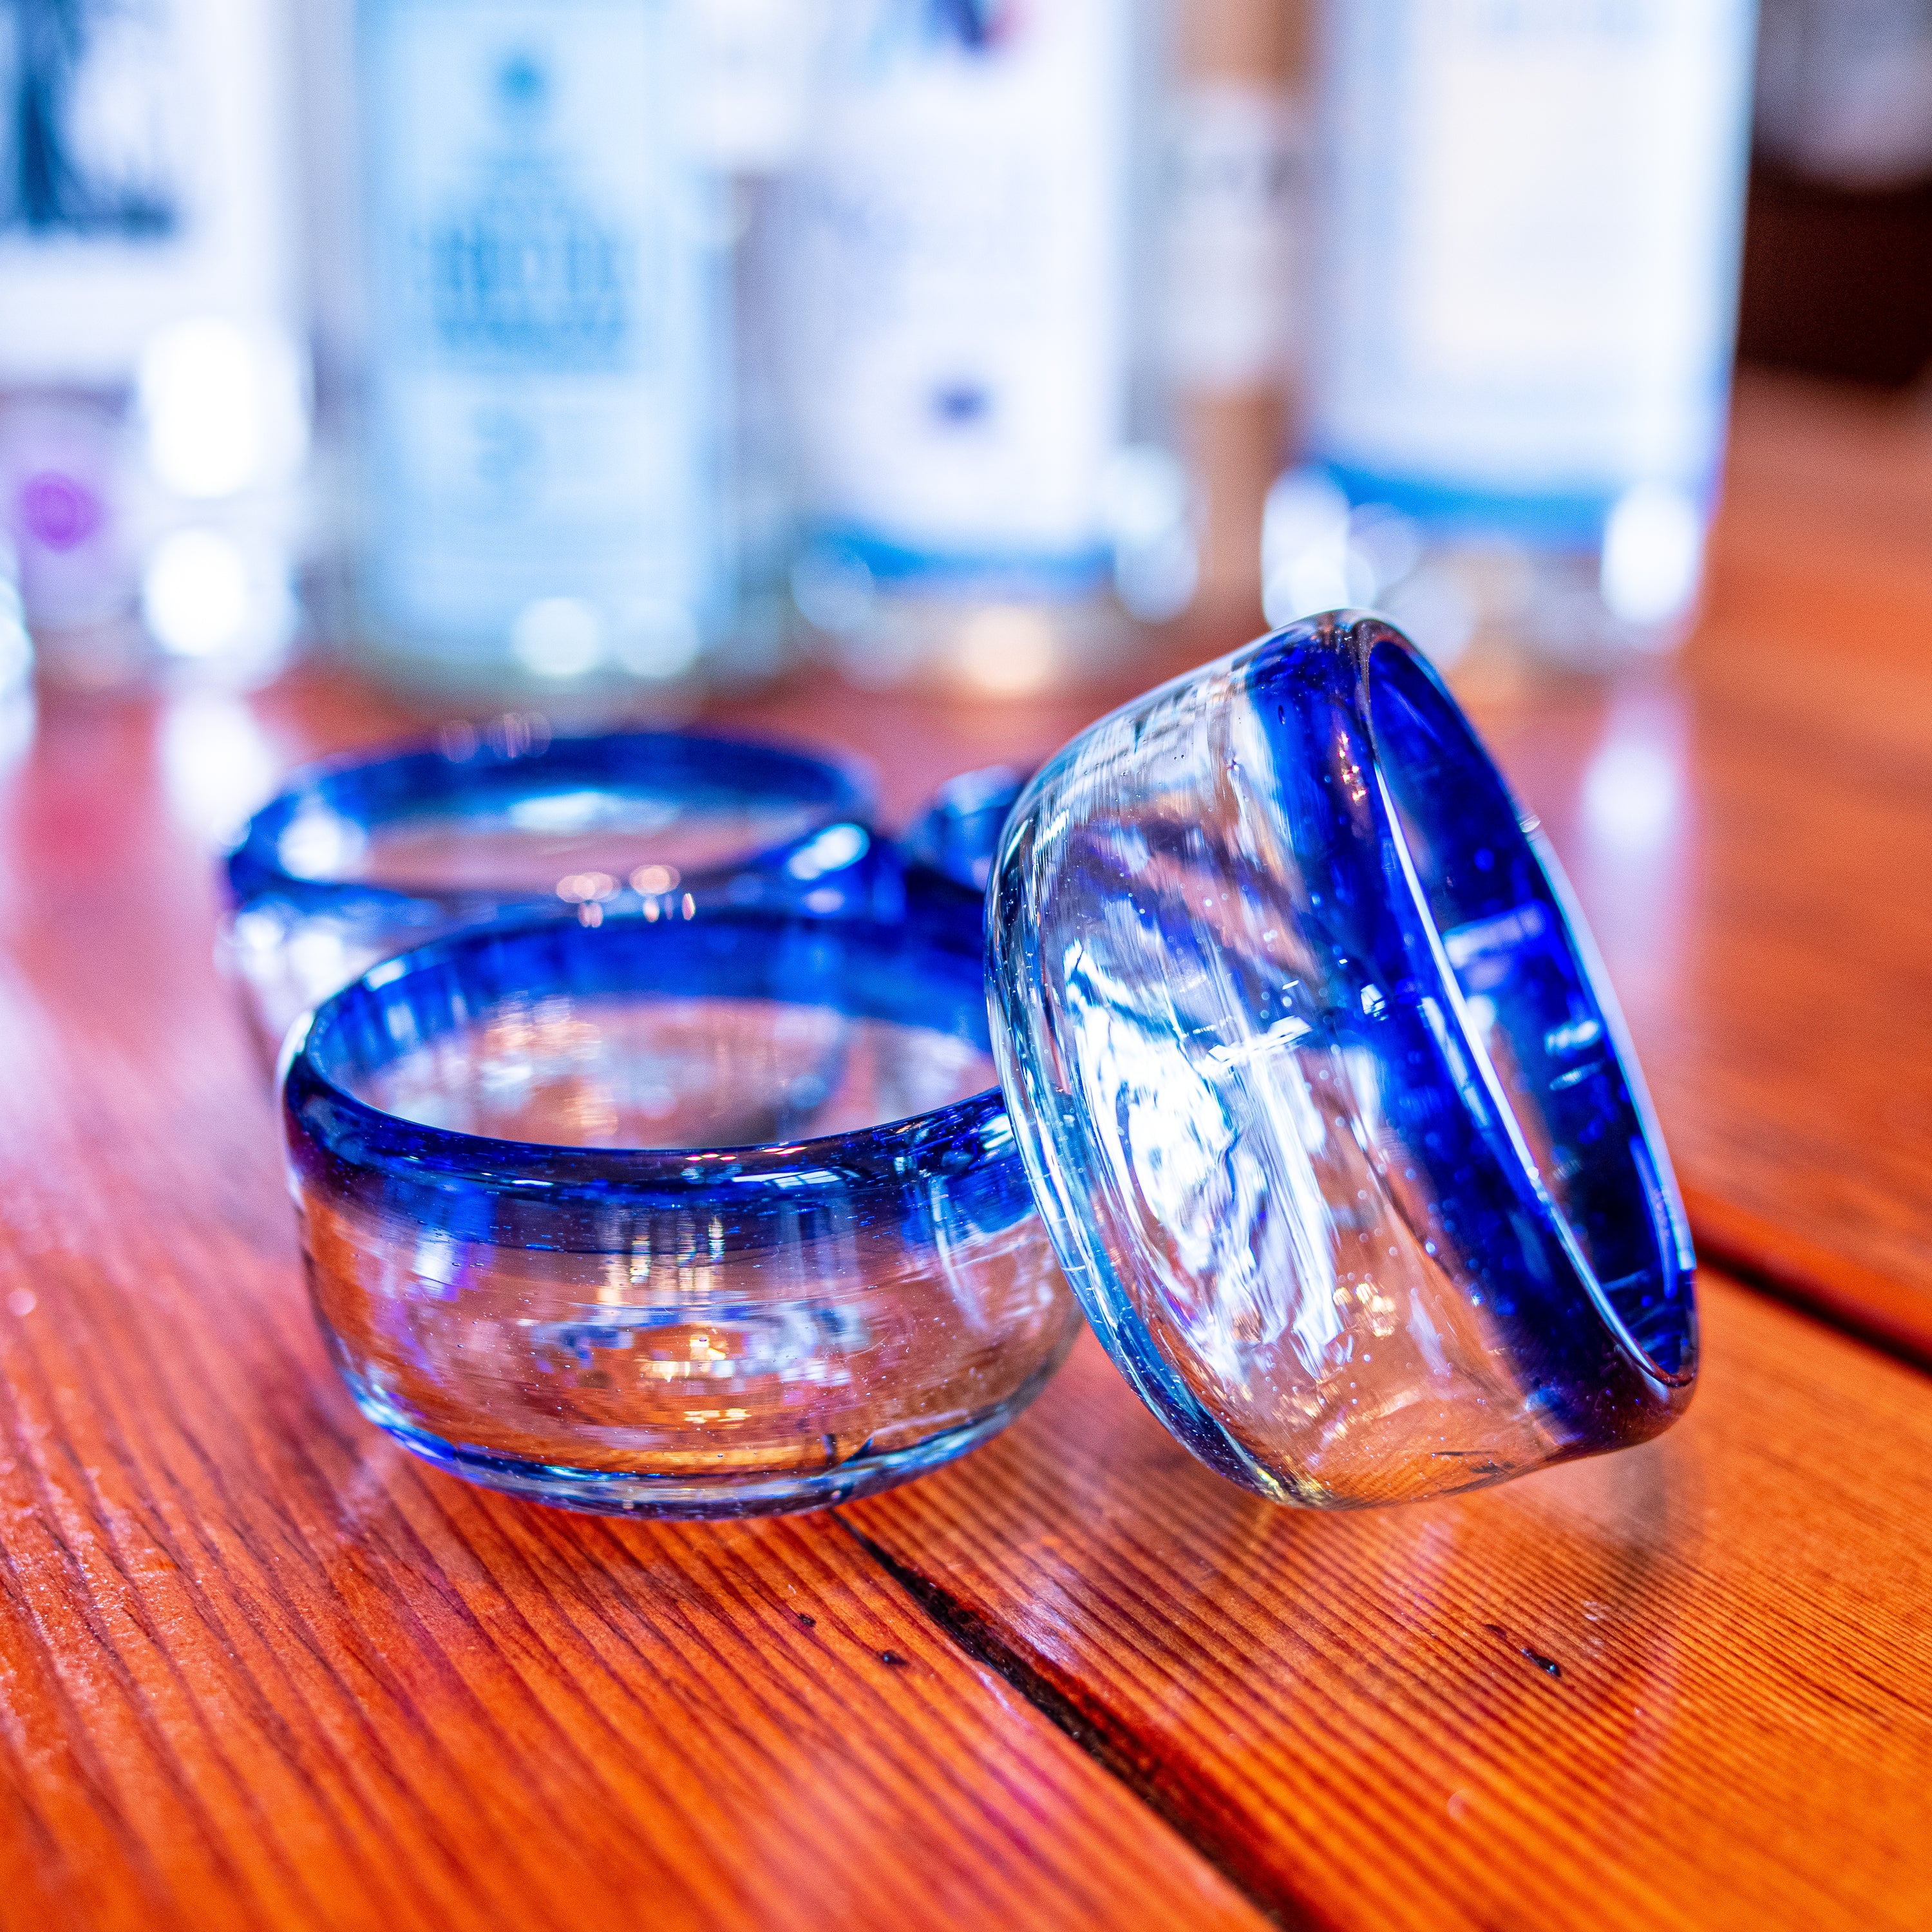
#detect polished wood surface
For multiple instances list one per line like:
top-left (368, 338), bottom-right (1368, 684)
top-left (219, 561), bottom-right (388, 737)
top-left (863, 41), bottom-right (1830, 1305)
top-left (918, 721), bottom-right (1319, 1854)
top-left (1478, 377), bottom-right (1932, 1358)
top-left (0, 703), bottom-right (1264, 1931)
top-left (848, 1277), bottom-right (1932, 1932)
top-left (0, 374), bottom-right (1928, 1929)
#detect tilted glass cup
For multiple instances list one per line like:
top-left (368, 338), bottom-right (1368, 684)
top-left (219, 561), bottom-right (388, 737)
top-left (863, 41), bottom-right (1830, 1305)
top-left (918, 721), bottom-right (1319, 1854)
top-left (988, 612), bottom-right (1696, 1508)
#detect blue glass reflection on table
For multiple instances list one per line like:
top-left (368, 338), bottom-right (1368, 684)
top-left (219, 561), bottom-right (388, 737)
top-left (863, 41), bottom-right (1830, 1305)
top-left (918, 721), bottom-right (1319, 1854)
top-left (989, 612), bottom-right (1696, 1509)
top-left (283, 895), bottom-right (1077, 1518)
top-left (225, 726), bottom-right (883, 1054)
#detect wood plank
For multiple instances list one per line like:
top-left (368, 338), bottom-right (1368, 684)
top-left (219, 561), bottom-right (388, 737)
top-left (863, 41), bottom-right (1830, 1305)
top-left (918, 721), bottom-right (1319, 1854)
top-left (0, 701), bottom-right (1268, 1932)
top-left (844, 1273), bottom-right (1932, 1932)
top-left (1464, 375), bottom-right (1932, 1354)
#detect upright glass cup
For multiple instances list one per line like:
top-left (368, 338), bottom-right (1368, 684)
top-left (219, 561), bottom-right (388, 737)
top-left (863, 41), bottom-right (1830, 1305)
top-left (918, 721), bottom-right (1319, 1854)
top-left (902, 764), bottom-right (1028, 892)
top-left (282, 897), bottom-right (1078, 1517)
top-left (224, 727), bottom-right (876, 1056)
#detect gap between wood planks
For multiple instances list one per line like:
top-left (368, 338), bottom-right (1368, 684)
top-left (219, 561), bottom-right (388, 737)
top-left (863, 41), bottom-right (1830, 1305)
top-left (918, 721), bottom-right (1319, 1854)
top-left (824, 1211), bottom-right (1932, 1932)
top-left (831, 1515), bottom-right (1305, 1932)
top-left (1683, 1187), bottom-right (1932, 1374)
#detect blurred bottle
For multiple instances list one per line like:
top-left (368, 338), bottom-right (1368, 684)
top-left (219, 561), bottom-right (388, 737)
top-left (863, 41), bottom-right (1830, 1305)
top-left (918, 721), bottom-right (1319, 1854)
top-left (353, 0), bottom-right (749, 701)
top-left (1265, 0), bottom-right (1758, 676)
top-left (1159, 0), bottom-right (1310, 624)
top-left (689, 0), bottom-right (830, 684)
top-left (0, 536), bottom-right (30, 749)
top-left (0, 0), bottom-right (310, 691)
top-left (778, 0), bottom-right (1190, 697)
top-left (1739, 1), bottom-right (1932, 390)
top-left (1756, 0), bottom-right (1932, 189)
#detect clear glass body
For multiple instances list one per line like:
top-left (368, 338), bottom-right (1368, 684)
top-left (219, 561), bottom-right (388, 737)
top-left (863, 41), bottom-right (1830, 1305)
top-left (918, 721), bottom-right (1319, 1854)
top-left (283, 904), bottom-right (1078, 1517)
top-left (222, 727), bottom-right (878, 1057)
top-left (1267, 0), bottom-right (1757, 674)
top-left (989, 612), bottom-right (1697, 1508)
top-left (775, 0), bottom-right (1194, 694)
top-left (0, 0), bottom-right (312, 691)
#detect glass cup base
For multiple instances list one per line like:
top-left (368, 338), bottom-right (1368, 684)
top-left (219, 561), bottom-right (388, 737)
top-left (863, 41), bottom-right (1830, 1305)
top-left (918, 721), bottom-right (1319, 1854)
top-left (339, 1354), bottom-right (1066, 1519)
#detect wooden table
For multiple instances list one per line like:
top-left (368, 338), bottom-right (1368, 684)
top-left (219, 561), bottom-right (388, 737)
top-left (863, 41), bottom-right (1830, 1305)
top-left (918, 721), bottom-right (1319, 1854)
top-left (1, 374), bottom-right (1928, 1930)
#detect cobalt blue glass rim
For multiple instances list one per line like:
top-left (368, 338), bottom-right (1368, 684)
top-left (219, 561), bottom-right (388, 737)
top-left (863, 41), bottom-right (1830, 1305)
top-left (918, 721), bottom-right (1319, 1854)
top-left (281, 899), bottom-right (1022, 1250)
top-left (1349, 620), bottom-right (1700, 1391)
top-left (225, 726), bottom-right (874, 919)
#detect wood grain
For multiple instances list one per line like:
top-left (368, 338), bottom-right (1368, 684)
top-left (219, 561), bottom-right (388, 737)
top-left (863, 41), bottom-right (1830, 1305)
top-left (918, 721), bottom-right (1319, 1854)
top-left (844, 1274), bottom-right (1932, 1932)
top-left (0, 700), bottom-right (1267, 1932)
top-left (1, 370), bottom-right (1928, 1931)
top-left (1462, 376), bottom-right (1932, 1355)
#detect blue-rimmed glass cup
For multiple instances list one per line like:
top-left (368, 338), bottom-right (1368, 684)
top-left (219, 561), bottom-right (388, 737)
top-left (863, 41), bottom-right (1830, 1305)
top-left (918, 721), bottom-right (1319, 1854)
top-left (282, 893), bottom-right (1078, 1518)
top-left (988, 611), bottom-right (1696, 1508)
top-left (224, 726), bottom-right (878, 1056)
top-left (902, 764), bottom-right (1028, 891)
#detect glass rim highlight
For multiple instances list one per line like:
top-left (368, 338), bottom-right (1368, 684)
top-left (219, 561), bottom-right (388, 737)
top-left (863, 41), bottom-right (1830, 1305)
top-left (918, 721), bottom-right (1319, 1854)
top-left (227, 725), bottom-right (875, 919)
top-left (282, 904), bottom-right (1010, 1235)
top-left (1358, 618), bottom-right (1696, 1390)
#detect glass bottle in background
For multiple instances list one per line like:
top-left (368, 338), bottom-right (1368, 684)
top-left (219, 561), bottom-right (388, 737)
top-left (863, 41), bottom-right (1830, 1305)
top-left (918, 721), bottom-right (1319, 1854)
top-left (1755, 0), bottom-right (1932, 191)
top-left (0, 537), bottom-right (30, 752)
top-left (779, 0), bottom-right (1191, 698)
top-left (688, 0), bottom-right (829, 686)
top-left (290, 0), bottom-right (363, 650)
top-left (0, 0), bottom-right (312, 690)
top-left (353, 0), bottom-right (739, 703)
top-left (1157, 0), bottom-right (1310, 626)
top-left (1739, 1), bottom-right (1932, 390)
top-left (1265, 0), bottom-right (1759, 677)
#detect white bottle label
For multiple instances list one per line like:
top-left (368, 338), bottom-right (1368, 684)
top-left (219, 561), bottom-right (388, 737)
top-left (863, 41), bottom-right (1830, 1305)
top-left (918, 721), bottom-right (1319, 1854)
top-left (1158, 84), bottom-right (1307, 395)
top-left (360, 0), bottom-right (720, 663)
top-left (0, 0), bottom-right (299, 383)
top-left (1313, 0), bottom-right (1756, 529)
top-left (687, 0), bottom-right (828, 173)
top-left (782, 0), bottom-right (1128, 587)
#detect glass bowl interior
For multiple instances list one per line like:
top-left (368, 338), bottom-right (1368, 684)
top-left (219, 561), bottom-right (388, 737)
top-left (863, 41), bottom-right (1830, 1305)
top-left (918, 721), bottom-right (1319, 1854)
top-left (225, 728), bottom-right (879, 1057)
